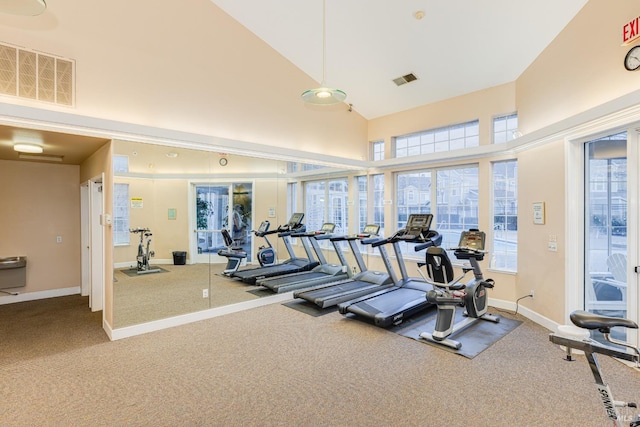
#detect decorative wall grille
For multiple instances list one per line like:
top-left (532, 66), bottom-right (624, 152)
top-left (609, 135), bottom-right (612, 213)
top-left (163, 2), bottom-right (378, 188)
top-left (0, 42), bottom-right (74, 106)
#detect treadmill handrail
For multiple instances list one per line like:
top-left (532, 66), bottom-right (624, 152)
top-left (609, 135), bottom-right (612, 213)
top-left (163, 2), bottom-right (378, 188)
top-left (414, 232), bottom-right (443, 251)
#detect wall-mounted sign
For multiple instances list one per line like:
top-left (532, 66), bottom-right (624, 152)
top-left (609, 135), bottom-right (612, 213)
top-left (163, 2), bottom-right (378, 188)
top-left (131, 197), bottom-right (143, 208)
top-left (623, 15), bottom-right (640, 45)
top-left (533, 202), bottom-right (545, 225)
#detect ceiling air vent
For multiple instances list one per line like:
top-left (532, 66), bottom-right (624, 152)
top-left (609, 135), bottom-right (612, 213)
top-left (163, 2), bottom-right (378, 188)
top-left (392, 73), bottom-right (418, 87)
top-left (0, 41), bottom-right (75, 106)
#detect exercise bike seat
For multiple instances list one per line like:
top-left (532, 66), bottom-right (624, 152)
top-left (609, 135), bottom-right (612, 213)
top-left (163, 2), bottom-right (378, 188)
top-left (424, 247), bottom-right (466, 291)
top-left (570, 310), bottom-right (638, 332)
top-left (218, 229), bottom-right (247, 258)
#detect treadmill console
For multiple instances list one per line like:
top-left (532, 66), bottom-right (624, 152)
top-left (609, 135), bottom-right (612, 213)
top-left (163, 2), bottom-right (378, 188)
top-left (361, 224), bottom-right (380, 237)
top-left (454, 229), bottom-right (486, 260)
top-left (287, 212), bottom-right (305, 228)
top-left (399, 214), bottom-right (433, 240)
top-left (257, 221), bottom-right (270, 233)
top-left (317, 223), bottom-right (336, 234)
top-left (278, 212), bottom-right (306, 234)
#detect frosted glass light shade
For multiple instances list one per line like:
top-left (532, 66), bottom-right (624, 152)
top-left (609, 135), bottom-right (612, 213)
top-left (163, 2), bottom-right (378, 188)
top-left (301, 87), bottom-right (347, 105)
top-left (0, 0), bottom-right (46, 16)
top-left (14, 143), bottom-right (43, 153)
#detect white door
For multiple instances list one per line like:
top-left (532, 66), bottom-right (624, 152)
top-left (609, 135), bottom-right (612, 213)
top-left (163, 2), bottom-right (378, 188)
top-left (89, 177), bottom-right (104, 312)
top-left (583, 130), bottom-right (638, 343)
top-left (80, 183), bottom-right (90, 298)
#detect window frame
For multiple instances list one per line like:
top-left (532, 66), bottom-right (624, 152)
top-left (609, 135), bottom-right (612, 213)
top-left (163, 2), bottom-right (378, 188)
top-left (491, 159), bottom-right (518, 272)
top-left (394, 120), bottom-right (479, 158)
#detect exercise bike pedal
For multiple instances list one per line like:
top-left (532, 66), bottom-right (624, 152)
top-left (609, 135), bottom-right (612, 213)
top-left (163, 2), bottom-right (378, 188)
top-left (482, 278), bottom-right (495, 288)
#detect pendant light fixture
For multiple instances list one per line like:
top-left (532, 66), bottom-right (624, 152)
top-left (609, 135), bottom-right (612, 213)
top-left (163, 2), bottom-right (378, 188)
top-left (301, 0), bottom-right (346, 105)
top-left (0, 0), bottom-right (47, 16)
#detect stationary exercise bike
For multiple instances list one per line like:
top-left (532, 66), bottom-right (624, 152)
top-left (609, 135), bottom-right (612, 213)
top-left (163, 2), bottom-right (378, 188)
top-left (253, 220), bottom-right (276, 267)
top-left (550, 311), bottom-right (640, 426)
top-left (130, 228), bottom-right (161, 275)
top-left (419, 229), bottom-right (499, 350)
top-left (218, 228), bottom-right (247, 276)
top-left (218, 221), bottom-right (276, 276)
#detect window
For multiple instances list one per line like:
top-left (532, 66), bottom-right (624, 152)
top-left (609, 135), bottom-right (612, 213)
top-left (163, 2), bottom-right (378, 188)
top-left (371, 140), bottom-right (384, 161)
top-left (492, 160), bottom-right (518, 271)
top-left (493, 113), bottom-right (519, 144)
top-left (356, 176), bottom-right (367, 233)
top-left (396, 166), bottom-right (478, 256)
top-left (304, 179), bottom-right (349, 234)
top-left (287, 182), bottom-right (297, 218)
top-left (436, 167), bottom-right (479, 250)
top-left (396, 171), bottom-right (432, 230)
top-left (113, 183), bottom-right (130, 245)
top-left (113, 155), bottom-right (129, 173)
top-left (372, 174), bottom-right (385, 236)
top-left (356, 174), bottom-right (385, 238)
top-left (287, 182), bottom-right (298, 243)
top-left (394, 120), bottom-right (479, 158)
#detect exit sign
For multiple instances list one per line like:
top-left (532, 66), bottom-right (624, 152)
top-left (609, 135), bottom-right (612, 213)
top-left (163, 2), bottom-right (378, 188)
top-left (623, 16), bottom-right (640, 45)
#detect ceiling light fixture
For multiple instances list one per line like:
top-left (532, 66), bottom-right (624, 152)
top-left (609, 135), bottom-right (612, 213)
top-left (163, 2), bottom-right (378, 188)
top-left (0, 0), bottom-right (46, 16)
top-left (14, 143), bottom-right (43, 153)
top-left (301, 0), bottom-right (346, 106)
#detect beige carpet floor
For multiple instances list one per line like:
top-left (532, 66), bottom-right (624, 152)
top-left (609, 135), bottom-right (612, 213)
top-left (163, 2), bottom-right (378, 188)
top-left (2, 293), bottom-right (640, 426)
top-left (113, 263), bottom-right (267, 328)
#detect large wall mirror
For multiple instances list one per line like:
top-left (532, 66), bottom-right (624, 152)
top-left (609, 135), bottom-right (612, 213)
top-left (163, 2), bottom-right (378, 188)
top-left (112, 140), bottom-right (293, 328)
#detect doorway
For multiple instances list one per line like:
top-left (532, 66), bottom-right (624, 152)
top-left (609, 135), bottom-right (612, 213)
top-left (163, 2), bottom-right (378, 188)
top-left (80, 175), bottom-right (105, 312)
top-left (191, 182), bottom-right (253, 264)
top-left (583, 131), bottom-right (635, 341)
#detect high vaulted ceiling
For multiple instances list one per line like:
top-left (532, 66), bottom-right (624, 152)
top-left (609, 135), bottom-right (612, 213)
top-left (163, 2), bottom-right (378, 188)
top-left (211, 0), bottom-right (588, 119)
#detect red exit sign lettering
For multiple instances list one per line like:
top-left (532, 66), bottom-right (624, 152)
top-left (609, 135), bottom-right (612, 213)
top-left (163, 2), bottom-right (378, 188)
top-left (623, 16), bottom-right (640, 44)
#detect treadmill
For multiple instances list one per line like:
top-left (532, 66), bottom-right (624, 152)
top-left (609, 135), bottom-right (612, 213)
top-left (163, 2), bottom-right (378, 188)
top-left (257, 223), bottom-right (351, 293)
top-left (231, 213), bottom-right (319, 285)
top-left (293, 224), bottom-right (394, 308)
top-left (337, 213), bottom-right (442, 328)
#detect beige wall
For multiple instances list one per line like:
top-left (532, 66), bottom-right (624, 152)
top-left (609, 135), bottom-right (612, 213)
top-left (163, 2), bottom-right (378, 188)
top-left (0, 160), bottom-right (81, 292)
top-left (113, 178), bottom-right (190, 265)
top-left (114, 176), bottom-right (289, 265)
top-left (516, 141), bottom-right (566, 320)
top-left (517, 1), bottom-right (640, 133)
top-left (368, 82), bottom-right (516, 151)
top-left (4, 1), bottom-right (640, 331)
top-left (0, 0), bottom-right (368, 160)
top-left (358, 1), bottom-right (640, 325)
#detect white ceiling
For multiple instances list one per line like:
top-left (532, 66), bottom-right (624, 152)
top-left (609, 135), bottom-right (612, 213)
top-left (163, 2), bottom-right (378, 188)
top-left (211, 0), bottom-right (588, 119)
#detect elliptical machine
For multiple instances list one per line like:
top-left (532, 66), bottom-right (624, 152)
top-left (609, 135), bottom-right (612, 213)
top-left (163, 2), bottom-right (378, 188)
top-left (419, 229), bottom-right (499, 350)
top-left (130, 228), bottom-right (161, 275)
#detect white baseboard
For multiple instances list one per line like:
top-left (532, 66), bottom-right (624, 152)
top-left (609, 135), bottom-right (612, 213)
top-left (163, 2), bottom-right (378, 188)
top-left (490, 297), bottom-right (560, 332)
top-left (0, 286), bottom-right (81, 305)
top-left (108, 291), bottom-right (294, 341)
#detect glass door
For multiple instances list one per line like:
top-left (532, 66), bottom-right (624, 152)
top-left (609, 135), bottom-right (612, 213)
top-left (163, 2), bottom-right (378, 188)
top-left (192, 183), bottom-right (254, 264)
top-left (193, 184), bottom-right (229, 263)
top-left (584, 131), bottom-right (629, 339)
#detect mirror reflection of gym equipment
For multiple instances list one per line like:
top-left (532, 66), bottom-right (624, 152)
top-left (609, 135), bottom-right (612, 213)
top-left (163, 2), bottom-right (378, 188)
top-left (129, 228), bottom-right (161, 275)
top-left (218, 221), bottom-right (276, 276)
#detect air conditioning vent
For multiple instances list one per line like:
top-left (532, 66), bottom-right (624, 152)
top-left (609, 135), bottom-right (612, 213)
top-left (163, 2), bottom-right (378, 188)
top-left (392, 73), bottom-right (418, 87)
top-left (0, 42), bottom-right (74, 106)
